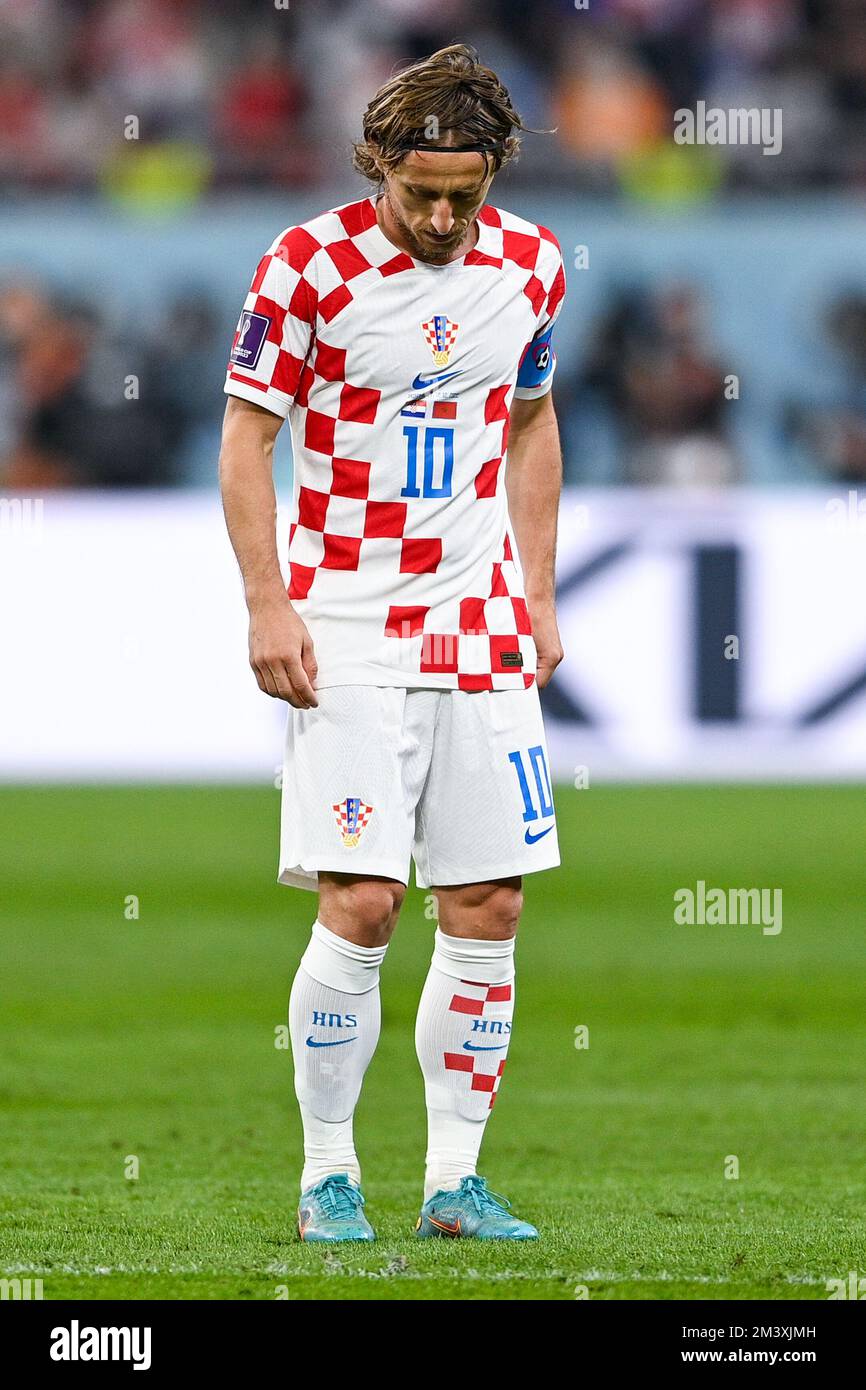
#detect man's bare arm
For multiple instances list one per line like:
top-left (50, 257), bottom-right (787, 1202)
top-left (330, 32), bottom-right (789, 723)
top-left (219, 396), bottom-right (318, 708)
top-left (505, 391), bottom-right (564, 688)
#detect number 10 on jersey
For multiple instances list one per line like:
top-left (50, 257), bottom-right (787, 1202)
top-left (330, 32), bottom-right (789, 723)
top-left (401, 424), bottom-right (454, 499)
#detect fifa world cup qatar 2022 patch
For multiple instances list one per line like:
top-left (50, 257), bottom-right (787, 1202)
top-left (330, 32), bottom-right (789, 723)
top-left (333, 797), bottom-right (374, 847)
top-left (230, 310), bottom-right (271, 369)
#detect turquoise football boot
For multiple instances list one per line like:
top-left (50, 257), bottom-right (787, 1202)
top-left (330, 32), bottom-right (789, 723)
top-left (297, 1173), bottom-right (375, 1243)
top-left (415, 1175), bottom-right (538, 1240)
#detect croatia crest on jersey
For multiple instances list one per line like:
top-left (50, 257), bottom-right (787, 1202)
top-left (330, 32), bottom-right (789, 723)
top-left (332, 797), bottom-right (374, 847)
top-left (422, 315), bottom-right (459, 367)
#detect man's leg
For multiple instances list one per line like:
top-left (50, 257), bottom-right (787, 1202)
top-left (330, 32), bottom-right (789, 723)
top-left (414, 878), bottom-right (521, 1200)
top-left (409, 687), bottom-right (555, 1236)
top-left (289, 873), bottom-right (404, 1192)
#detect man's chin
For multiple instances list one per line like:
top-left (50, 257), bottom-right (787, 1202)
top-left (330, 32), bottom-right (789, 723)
top-left (415, 237), bottom-right (462, 264)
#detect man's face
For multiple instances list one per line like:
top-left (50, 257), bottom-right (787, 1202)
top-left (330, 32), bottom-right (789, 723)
top-left (381, 149), bottom-right (494, 264)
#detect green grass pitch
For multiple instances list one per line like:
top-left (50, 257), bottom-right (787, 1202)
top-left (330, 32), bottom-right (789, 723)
top-left (1, 784), bottom-right (864, 1301)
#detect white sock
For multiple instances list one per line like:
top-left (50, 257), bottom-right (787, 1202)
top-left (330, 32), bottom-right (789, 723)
top-left (415, 929), bottom-right (516, 1201)
top-left (289, 919), bottom-right (387, 1192)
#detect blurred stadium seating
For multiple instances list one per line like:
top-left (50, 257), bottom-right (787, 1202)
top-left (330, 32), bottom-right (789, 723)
top-left (4, 0), bottom-right (866, 197)
top-left (1, 0), bottom-right (865, 489)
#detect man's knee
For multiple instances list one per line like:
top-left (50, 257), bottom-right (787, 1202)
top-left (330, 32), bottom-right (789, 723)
top-left (319, 873), bottom-right (405, 946)
top-left (435, 878), bottom-right (523, 940)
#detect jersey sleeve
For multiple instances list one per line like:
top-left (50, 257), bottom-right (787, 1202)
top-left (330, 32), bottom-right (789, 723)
top-left (514, 231), bottom-right (566, 401)
top-left (224, 226), bottom-right (319, 418)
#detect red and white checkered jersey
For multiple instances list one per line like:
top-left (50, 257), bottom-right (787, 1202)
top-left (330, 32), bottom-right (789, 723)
top-left (224, 194), bottom-right (566, 691)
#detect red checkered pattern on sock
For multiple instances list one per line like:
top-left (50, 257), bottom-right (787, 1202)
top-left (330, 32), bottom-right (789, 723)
top-left (452, 980), bottom-right (513, 1009)
top-left (443, 1053), bottom-right (508, 1110)
top-left (443, 980), bottom-right (513, 1109)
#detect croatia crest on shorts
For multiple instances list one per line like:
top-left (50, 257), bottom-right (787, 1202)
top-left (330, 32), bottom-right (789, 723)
top-left (333, 797), bottom-right (374, 848)
top-left (422, 315), bottom-right (459, 367)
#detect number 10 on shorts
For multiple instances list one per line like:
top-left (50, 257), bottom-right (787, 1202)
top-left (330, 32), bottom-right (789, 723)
top-left (508, 745), bottom-right (554, 823)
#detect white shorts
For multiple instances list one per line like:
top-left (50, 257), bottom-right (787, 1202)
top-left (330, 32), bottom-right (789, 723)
top-left (278, 685), bottom-right (560, 891)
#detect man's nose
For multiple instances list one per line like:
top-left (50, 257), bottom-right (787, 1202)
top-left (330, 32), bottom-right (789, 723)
top-left (430, 201), bottom-right (455, 234)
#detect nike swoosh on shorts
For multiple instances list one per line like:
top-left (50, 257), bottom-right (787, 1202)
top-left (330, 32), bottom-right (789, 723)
top-left (524, 825), bottom-right (554, 845)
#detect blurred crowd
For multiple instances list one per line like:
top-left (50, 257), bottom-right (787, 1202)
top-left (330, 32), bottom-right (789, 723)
top-left (557, 283), bottom-right (866, 485)
top-left (0, 282), bottom-right (220, 487)
top-left (1, 0), bottom-right (866, 197)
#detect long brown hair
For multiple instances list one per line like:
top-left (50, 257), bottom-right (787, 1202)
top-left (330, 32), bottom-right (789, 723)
top-left (353, 43), bottom-right (529, 182)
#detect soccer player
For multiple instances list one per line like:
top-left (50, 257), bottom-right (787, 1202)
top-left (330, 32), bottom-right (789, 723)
top-left (219, 44), bottom-right (565, 1242)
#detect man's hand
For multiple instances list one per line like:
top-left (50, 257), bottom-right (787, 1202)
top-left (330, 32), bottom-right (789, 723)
top-left (529, 600), bottom-right (563, 690)
top-left (248, 593), bottom-right (318, 708)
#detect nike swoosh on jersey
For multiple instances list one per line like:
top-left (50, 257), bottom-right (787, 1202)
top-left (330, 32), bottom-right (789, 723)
top-left (305, 1035), bottom-right (358, 1048)
top-left (411, 369), bottom-right (462, 392)
top-left (462, 1041), bottom-right (508, 1051)
top-left (524, 825), bottom-right (554, 845)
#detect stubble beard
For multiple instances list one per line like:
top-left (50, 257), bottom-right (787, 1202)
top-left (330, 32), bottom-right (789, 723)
top-left (386, 192), bottom-right (468, 266)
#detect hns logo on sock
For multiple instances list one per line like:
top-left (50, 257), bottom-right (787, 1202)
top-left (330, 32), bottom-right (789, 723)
top-left (332, 797), bottom-right (374, 847)
top-left (307, 1010), bottom-right (358, 1048)
top-left (311, 1011), bottom-right (357, 1028)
